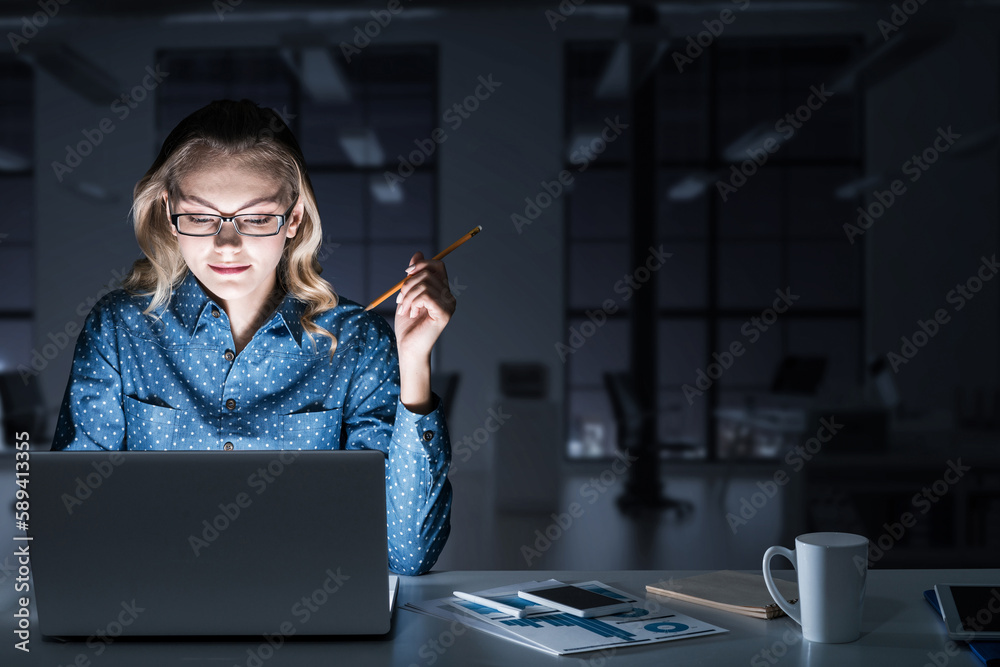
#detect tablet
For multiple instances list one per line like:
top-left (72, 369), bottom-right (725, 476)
top-left (934, 584), bottom-right (1000, 640)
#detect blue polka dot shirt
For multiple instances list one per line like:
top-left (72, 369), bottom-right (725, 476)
top-left (51, 271), bottom-right (452, 576)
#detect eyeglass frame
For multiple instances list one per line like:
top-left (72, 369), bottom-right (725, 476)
top-left (167, 199), bottom-right (298, 237)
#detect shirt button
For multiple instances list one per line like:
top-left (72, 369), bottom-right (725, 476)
top-left (225, 398), bottom-right (236, 410)
top-left (422, 430), bottom-right (435, 442)
top-left (212, 309), bottom-right (220, 318)
top-left (224, 442), bottom-right (234, 451)
top-left (224, 349), bottom-right (235, 361)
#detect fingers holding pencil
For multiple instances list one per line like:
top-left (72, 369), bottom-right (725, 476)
top-left (397, 252), bottom-right (455, 321)
top-left (392, 251), bottom-right (456, 359)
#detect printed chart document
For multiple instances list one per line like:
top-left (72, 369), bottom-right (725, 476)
top-left (404, 579), bottom-right (727, 656)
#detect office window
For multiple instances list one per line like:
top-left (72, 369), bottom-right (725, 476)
top-left (157, 46), bottom-right (438, 325)
top-left (0, 60), bottom-right (34, 374)
top-left (564, 39), bottom-right (864, 460)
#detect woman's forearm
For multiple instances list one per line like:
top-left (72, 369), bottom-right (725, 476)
top-left (399, 351), bottom-right (433, 414)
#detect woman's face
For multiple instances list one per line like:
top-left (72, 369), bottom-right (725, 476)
top-left (168, 162), bottom-right (302, 312)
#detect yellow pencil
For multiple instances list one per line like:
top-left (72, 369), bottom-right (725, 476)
top-left (365, 225), bottom-right (483, 311)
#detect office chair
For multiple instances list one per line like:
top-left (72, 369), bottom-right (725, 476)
top-left (603, 372), bottom-right (695, 516)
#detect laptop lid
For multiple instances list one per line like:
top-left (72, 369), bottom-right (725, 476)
top-left (32, 450), bottom-right (391, 637)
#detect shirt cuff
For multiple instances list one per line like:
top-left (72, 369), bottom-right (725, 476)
top-left (393, 392), bottom-right (448, 455)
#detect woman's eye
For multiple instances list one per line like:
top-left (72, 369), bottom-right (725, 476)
top-left (180, 215), bottom-right (217, 224)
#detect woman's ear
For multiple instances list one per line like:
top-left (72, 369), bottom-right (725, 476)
top-left (286, 199), bottom-right (304, 238)
top-left (163, 192), bottom-right (178, 237)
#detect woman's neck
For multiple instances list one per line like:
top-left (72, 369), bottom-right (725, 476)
top-left (199, 276), bottom-right (285, 354)
top-left (234, 289), bottom-right (285, 354)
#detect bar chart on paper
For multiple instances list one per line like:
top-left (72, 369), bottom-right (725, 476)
top-left (501, 613), bottom-right (637, 641)
top-left (443, 580), bottom-right (728, 655)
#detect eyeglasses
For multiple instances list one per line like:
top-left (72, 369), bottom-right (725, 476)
top-left (169, 201), bottom-right (296, 237)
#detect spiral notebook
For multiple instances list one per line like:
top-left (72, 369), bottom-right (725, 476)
top-left (646, 570), bottom-right (799, 620)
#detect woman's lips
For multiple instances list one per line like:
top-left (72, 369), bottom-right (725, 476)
top-left (209, 264), bottom-right (250, 275)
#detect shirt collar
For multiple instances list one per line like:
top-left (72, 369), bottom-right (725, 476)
top-left (171, 271), bottom-right (307, 347)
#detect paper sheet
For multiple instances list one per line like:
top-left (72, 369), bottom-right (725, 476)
top-left (405, 579), bottom-right (728, 656)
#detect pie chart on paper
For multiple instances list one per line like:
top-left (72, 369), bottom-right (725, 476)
top-left (644, 621), bottom-right (690, 633)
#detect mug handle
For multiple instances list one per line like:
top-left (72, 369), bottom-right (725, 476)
top-left (762, 546), bottom-right (801, 624)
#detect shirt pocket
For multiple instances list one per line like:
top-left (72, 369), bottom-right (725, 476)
top-left (123, 395), bottom-right (181, 450)
top-left (278, 408), bottom-right (343, 450)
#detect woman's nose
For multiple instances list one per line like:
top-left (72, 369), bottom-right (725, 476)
top-left (213, 219), bottom-right (243, 249)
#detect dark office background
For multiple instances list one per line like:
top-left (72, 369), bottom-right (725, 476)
top-left (0, 0), bottom-right (996, 571)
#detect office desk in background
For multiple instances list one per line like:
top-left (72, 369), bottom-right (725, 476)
top-left (1, 568), bottom-right (996, 666)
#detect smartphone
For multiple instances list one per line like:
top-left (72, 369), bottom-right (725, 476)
top-left (517, 585), bottom-right (633, 618)
top-left (452, 591), bottom-right (553, 618)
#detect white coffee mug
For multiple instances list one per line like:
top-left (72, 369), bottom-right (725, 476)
top-left (762, 532), bottom-right (868, 643)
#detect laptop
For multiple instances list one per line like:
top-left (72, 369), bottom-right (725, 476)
top-left (32, 450), bottom-right (397, 637)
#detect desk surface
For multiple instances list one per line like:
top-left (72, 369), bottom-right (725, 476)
top-left (4, 568), bottom-right (997, 666)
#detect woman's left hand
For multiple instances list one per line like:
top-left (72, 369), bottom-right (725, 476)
top-left (394, 251), bottom-right (456, 361)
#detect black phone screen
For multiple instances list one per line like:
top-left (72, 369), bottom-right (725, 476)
top-left (527, 586), bottom-right (623, 610)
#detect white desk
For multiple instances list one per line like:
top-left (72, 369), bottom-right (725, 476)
top-left (3, 568), bottom-right (996, 666)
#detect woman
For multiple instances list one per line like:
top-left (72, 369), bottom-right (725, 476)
top-left (51, 99), bottom-right (455, 576)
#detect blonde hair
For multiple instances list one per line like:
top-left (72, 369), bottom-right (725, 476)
top-left (124, 99), bottom-right (339, 354)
